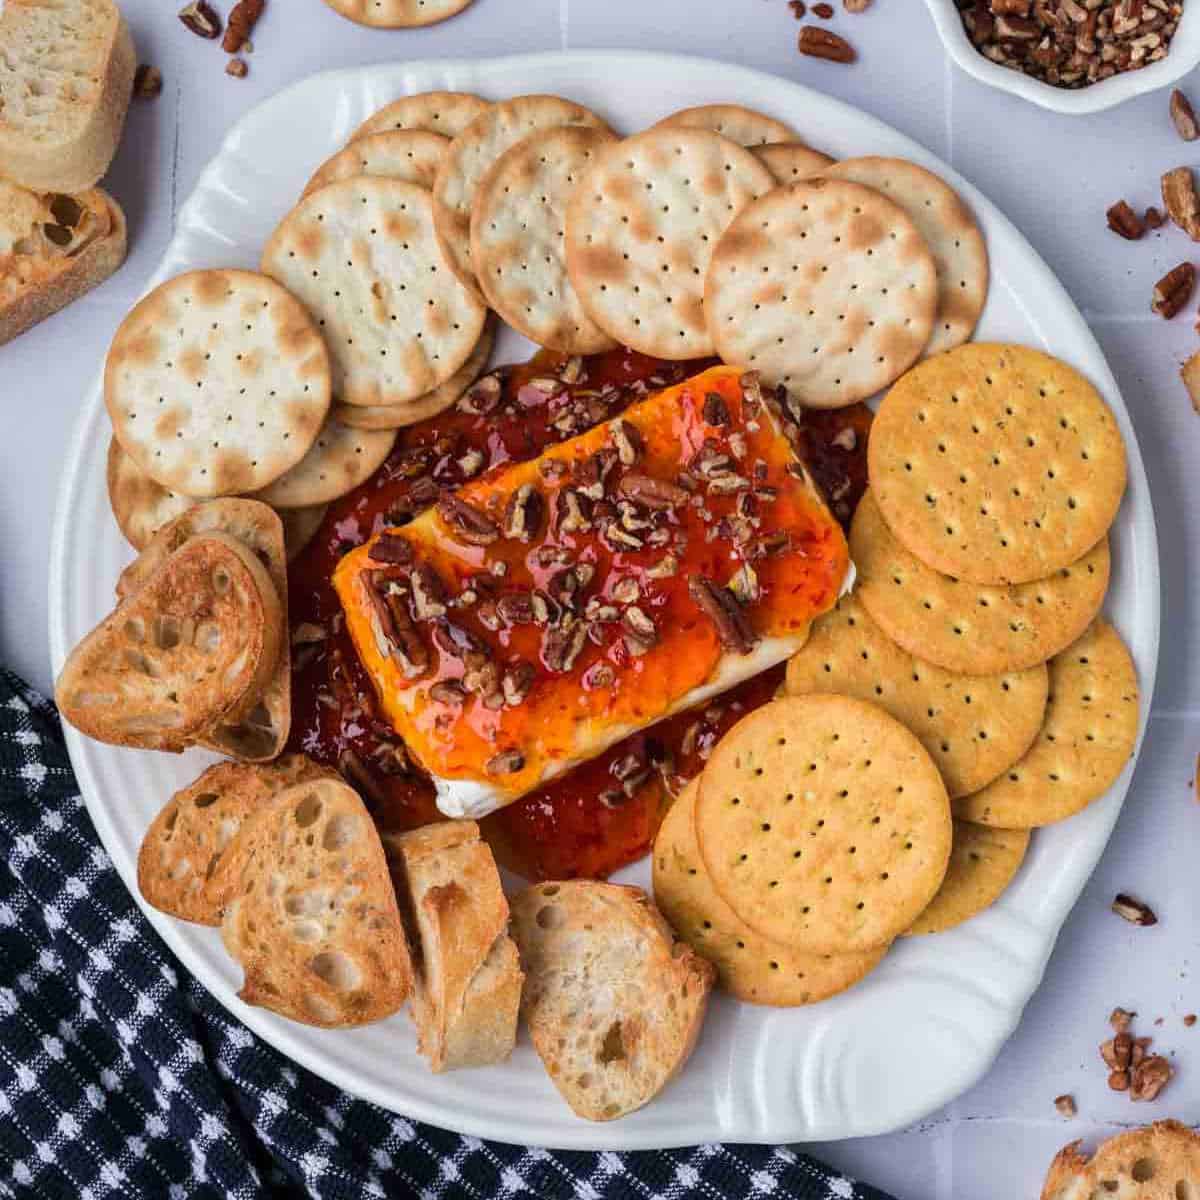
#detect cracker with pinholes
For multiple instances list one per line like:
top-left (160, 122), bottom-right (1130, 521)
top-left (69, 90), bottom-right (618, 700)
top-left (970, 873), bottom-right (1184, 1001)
top-left (351, 92), bottom-right (491, 142)
top-left (302, 130), bottom-right (448, 199)
top-left (106, 437), bottom-right (195, 550)
top-left (262, 178), bottom-right (487, 408)
top-left (653, 782), bottom-right (886, 1006)
top-left (254, 418), bottom-right (396, 508)
top-left (471, 125), bottom-right (618, 354)
top-left (694, 695), bottom-right (952, 955)
top-left (104, 269), bottom-right (332, 498)
top-left (851, 491), bottom-right (1110, 675)
top-left (321, 0), bottom-right (473, 29)
top-left (334, 315), bottom-right (495, 431)
top-left (704, 178), bottom-right (938, 408)
top-left (955, 621), bottom-right (1139, 828)
top-left (754, 142), bottom-right (834, 184)
top-left (433, 95), bottom-right (610, 298)
top-left (824, 157), bottom-right (988, 358)
top-left (868, 343), bottom-right (1127, 586)
top-left (906, 821), bottom-right (1029, 936)
top-left (653, 103), bottom-right (798, 148)
top-left (565, 127), bottom-right (775, 360)
top-left (786, 593), bottom-right (1048, 798)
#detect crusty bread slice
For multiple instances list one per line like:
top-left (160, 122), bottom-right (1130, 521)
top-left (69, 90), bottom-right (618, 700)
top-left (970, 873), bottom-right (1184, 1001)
top-left (138, 754), bottom-right (335, 926)
top-left (382, 821), bottom-right (522, 1072)
top-left (219, 777), bottom-right (412, 1027)
top-left (117, 500), bottom-right (292, 762)
top-left (510, 880), bottom-right (715, 1121)
top-left (0, 183), bottom-right (126, 345)
top-left (0, 0), bottom-right (135, 193)
top-left (1040, 1120), bottom-right (1200, 1200)
top-left (56, 531), bottom-right (283, 751)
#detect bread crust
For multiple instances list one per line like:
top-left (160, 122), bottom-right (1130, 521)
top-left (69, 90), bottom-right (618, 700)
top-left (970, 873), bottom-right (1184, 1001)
top-left (0, 190), bottom-right (126, 346)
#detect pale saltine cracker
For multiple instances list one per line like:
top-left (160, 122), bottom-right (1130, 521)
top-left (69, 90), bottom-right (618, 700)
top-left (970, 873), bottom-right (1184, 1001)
top-left (471, 125), bottom-right (618, 354)
top-left (851, 490), bottom-right (1110, 676)
top-left (433, 94), bottom-right (609, 298)
top-left (253, 418), bottom-right (397, 508)
top-left (106, 437), bottom-right (195, 550)
top-left (321, 0), bottom-right (473, 28)
top-left (704, 178), bottom-right (937, 407)
top-left (954, 621), bottom-right (1139, 828)
top-left (754, 142), bottom-right (834, 184)
top-left (565, 126), bottom-right (775, 359)
top-left (303, 130), bottom-right (448, 199)
top-left (262, 177), bottom-right (487, 407)
top-left (654, 103), bottom-right (798, 147)
top-left (824, 156), bottom-right (988, 357)
top-left (350, 92), bottom-right (490, 142)
top-left (868, 343), bottom-right (1127, 586)
top-left (105, 269), bottom-right (331, 498)
top-left (786, 592), bottom-right (1048, 798)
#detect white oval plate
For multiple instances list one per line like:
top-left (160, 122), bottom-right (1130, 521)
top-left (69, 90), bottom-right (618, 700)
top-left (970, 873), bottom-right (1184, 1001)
top-left (49, 51), bottom-right (1159, 1149)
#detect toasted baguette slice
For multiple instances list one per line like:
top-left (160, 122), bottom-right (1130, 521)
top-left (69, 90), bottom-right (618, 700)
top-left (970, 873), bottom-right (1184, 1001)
top-left (510, 880), bottom-right (715, 1121)
top-left (1041, 1120), bottom-right (1200, 1200)
top-left (117, 500), bottom-right (292, 762)
top-left (1, 183), bottom-right (126, 346)
top-left (0, 0), bottom-right (135, 193)
top-left (382, 821), bottom-right (522, 1072)
top-left (57, 532), bottom-right (282, 751)
top-left (138, 754), bottom-right (335, 926)
top-left (220, 778), bottom-right (412, 1027)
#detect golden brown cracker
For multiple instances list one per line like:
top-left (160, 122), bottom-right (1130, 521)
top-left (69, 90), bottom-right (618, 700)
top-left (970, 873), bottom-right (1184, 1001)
top-left (654, 104), bottom-right (798, 147)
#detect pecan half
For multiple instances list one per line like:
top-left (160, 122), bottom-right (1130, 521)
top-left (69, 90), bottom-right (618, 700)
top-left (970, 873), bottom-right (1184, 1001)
top-left (437, 495), bottom-right (500, 545)
top-left (179, 0), bottom-right (222, 38)
top-left (812, 1), bottom-right (834, 14)
top-left (702, 391), bottom-right (731, 426)
top-left (617, 473), bottom-right (688, 509)
top-left (798, 25), bottom-right (856, 61)
top-left (370, 533), bottom-right (413, 565)
top-left (1112, 892), bottom-right (1158, 925)
top-left (1162, 167), bottom-right (1200, 240)
top-left (223, 0), bottom-right (264, 52)
top-left (485, 749), bottom-right (525, 776)
top-left (365, 574), bottom-right (429, 678)
top-left (1153, 262), bottom-right (1194, 317)
top-left (503, 483), bottom-right (544, 543)
top-left (688, 576), bottom-right (758, 654)
top-left (1171, 88), bottom-right (1199, 140)
top-left (1106, 199), bottom-right (1144, 240)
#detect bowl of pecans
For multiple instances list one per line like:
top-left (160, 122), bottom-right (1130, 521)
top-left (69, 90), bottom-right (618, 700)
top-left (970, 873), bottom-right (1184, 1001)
top-left (926, 0), bottom-right (1197, 114)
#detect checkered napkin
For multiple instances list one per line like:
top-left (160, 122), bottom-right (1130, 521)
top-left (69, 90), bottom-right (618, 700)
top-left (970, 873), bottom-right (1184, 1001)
top-left (0, 667), bottom-right (894, 1200)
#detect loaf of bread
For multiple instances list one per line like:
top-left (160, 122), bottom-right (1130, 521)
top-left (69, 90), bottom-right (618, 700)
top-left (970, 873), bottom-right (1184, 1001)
top-left (0, 182), bottom-right (126, 346)
top-left (0, 0), bottom-right (135, 193)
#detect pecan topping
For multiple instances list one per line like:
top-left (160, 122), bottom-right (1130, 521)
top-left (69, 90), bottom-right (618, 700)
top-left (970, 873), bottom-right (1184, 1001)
top-left (541, 619), bottom-right (588, 673)
top-left (585, 662), bottom-right (616, 689)
top-left (432, 620), bottom-right (487, 662)
top-left (1162, 167), bottom-right (1200, 240)
top-left (617, 473), bottom-right (688, 509)
top-left (548, 564), bottom-right (593, 612)
top-left (370, 534), bottom-right (413, 566)
top-left (1152, 262), bottom-right (1194, 317)
top-left (226, 57), bottom-right (248, 78)
top-left (688, 576), bottom-right (758, 654)
top-left (531, 591), bottom-right (559, 626)
top-left (812, 1), bottom-right (834, 14)
top-left (1171, 88), bottom-right (1199, 140)
top-left (223, 0), bottom-right (264, 52)
top-left (517, 376), bottom-right (563, 408)
top-left (1145, 205), bottom-right (1166, 229)
top-left (645, 553), bottom-right (679, 580)
top-left (611, 577), bottom-right (641, 605)
top-left (503, 483), bottom-right (545, 543)
top-left (728, 563), bottom-right (761, 604)
top-left (429, 679), bottom-right (467, 705)
top-left (702, 391), bottom-right (731, 426)
top-left (410, 563), bottom-right (448, 620)
top-left (179, 0), bottom-right (221, 37)
top-left (133, 64), bottom-right (163, 99)
top-left (603, 524), bottom-right (644, 551)
top-left (485, 749), bottom-right (525, 776)
top-left (1101, 1032), bottom-right (1133, 1070)
top-left (497, 591), bottom-right (537, 625)
top-left (1131, 1054), bottom-right (1173, 1101)
top-left (437, 494), bottom-right (500, 545)
top-left (1053, 1094), bottom-right (1076, 1118)
top-left (459, 372), bottom-right (503, 416)
top-left (556, 488), bottom-right (593, 535)
top-left (610, 418), bottom-right (644, 466)
top-left (1112, 892), bottom-right (1158, 924)
top-left (501, 660), bottom-right (535, 707)
top-left (622, 606), bottom-right (658, 655)
top-left (1111, 1007), bottom-right (1135, 1032)
top-left (576, 448), bottom-right (617, 500)
top-left (457, 448), bottom-right (485, 479)
top-left (365, 573), bottom-right (428, 678)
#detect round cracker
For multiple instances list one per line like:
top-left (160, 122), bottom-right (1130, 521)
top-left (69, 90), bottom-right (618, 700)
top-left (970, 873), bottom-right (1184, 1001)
top-left (350, 92), bottom-right (491, 142)
top-left (824, 157), bottom-right (988, 357)
top-left (754, 142), bottom-right (834, 184)
top-left (868, 343), bottom-right (1128, 586)
top-left (653, 782), bottom-right (886, 1005)
top-left (253, 418), bottom-right (397, 508)
top-left (261, 177), bottom-right (487, 408)
top-left (565, 127), bottom-right (775, 360)
top-left (954, 620), bottom-right (1139, 828)
top-left (471, 125), bottom-right (618, 354)
top-left (905, 821), bottom-right (1029, 936)
top-left (786, 593), bottom-right (1048, 798)
top-left (279, 504), bottom-right (328, 561)
top-left (321, 0), bottom-right (472, 28)
top-left (704, 179), bottom-right (938, 408)
top-left (433, 95), bottom-right (610, 297)
top-left (105, 269), bottom-right (332, 499)
top-left (333, 313), bottom-right (495, 430)
top-left (653, 103), bottom-right (798, 147)
top-left (694, 695), bottom-right (952, 954)
top-left (106, 437), bottom-right (195, 550)
top-left (851, 490), bottom-right (1110, 675)
top-left (302, 130), bottom-right (449, 199)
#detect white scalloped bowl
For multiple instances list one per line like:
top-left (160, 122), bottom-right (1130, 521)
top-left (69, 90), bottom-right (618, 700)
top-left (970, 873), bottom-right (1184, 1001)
top-left (925, 0), bottom-right (1200, 114)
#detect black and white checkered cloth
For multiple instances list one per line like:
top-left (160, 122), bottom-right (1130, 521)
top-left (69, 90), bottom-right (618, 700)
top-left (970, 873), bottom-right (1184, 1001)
top-left (0, 667), bottom-right (894, 1200)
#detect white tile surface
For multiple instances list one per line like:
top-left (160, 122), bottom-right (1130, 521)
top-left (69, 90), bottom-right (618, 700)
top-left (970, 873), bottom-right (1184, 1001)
top-left (1, 2), bottom-right (1195, 1195)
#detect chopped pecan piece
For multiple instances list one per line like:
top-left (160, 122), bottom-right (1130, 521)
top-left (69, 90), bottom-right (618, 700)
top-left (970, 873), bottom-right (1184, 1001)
top-left (1144, 205), bottom-right (1166, 229)
top-left (1162, 167), bottom-right (1200, 240)
top-left (459, 372), bottom-right (503, 416)
top-left (1110, 1007), bottom-right (1136, 1033)
top-left (501, 660), bottom-right (535, 707)
top-left (645, 553), bottom-right (679, 580)
top-left (812, 1), bottom-right (834, 14)
top-left (370, 533), bottom-right (413, 565)
top-left (610, 418), bottom-right (644, 466)
top-left (497, 591), bottom-right (537, 625)
top-left (688, 576), bottom-right (758, 654)
top-left (225, 57), bottom-right (248, 78)
top-left (410, 563), bottom-right (448, 621)
top-left (503, 483), bottom-right (545, 543)
top-left (485, 749), bottom-right (525, 776)
top-left (133, 64), bottom-right (163, 99)
top-left (1106, 200), bottom-right (1144, 240)
top-left (1153, 262), bottom-right (1195, 317)
top-left (559, 356), bottom-right (584, 384)
top-left (1130, 1054), bottom-right (1173, 1101)
top-left (429, 680), bottom-right (467, 705)
top-left (611, 577), bottom-right (641, 605)
top-left (622, 606), bottom-right (658, 655)
top-left (556, 488), bottom-right (593, 534)
top-left (991, 0), bottom-right (1031, 12)
top-left (432, 620), bottom-right (487, 662)
top-left (798, 25), bottom-right (856, 61)
top-left (702, 391), bottom-right (731, 426)
top-left (541, 619), bottom-right (588, 674)
top-left (437, 495), bottom-right (500, 545)
top-left (1172, 88), bottom-right (1200, 140)
top-left (1112, 892), bottom-right (1158, 925)
top-left (1108, 1069), bottom-right (1131, 1092)
top-left (1102, 1032), bottom-right (1134, 1070)
top-left (576, 448), bottom-right (618, 500)
top-left (1053, 1093), bottom-right (1076, 1117)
